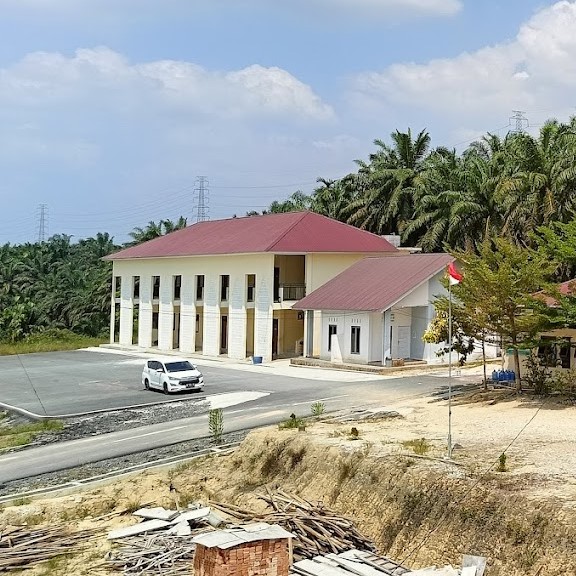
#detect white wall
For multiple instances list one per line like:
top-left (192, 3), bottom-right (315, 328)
top-left (320, 311), bottom-right (371, 364)
top-left (112, 253), bottom-right (275, 360)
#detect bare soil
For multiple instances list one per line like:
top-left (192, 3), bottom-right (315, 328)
top-left (3, 390), bottom-right (576, 576)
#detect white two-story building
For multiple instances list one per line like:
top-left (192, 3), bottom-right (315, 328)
top-left (105, 211), bottom-right (398, 362)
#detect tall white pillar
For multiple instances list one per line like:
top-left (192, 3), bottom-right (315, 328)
top-left (119, 275), bottom-right (133, 346)
top-left (158, 274), bottom-right (174, 350)
top-left (179, 274), bottom-right (196, 354)
top-left (254, 274), bottom-right (273, 362)
top-left (138, 275), bottom-right (152, 348)
top-left (228, 274), bottom-right (247, 360)
top-left (203, 274), bottom-right (220, 357)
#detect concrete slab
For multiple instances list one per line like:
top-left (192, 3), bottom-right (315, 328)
top-left (133, 506), bottom-right (179, 521)
top-left (107, 519), bottom-right (170, 539)
top-left (170, 507), bottom-right (211, 524)
top-left (167, 520), bottom-right (192, 536)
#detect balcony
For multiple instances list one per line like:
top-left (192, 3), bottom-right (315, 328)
top-left (278, 284), bottom-right (306, 302)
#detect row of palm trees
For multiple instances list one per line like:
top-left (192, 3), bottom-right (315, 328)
top-left (263, 118), bottom-right (576, 253)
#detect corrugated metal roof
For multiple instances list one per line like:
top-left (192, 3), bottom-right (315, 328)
top-left (106, 212), bottom-right (398, 260)
top-left (291, 550), bottom-right (409, 576)
top-left (192, 523), bottom-right (294, 549)
top-left (534, 279), bottom-right (576, 307)
top-left (293, 253), bottom-right (454, 312)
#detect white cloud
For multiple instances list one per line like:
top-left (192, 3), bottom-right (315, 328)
top-left (0, 47), bottom-right (333, 120)
top-left (349, 1), bottom-right (576, 137)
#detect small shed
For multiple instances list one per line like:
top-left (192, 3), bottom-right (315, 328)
top-left (193, 523), bottom-right (294, 576)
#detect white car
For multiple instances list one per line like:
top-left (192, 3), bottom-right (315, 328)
top-left (142, 358), bottom-right (204, 394)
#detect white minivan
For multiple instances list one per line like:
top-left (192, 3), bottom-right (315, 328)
top-left (142, 358), bottom-right (204, 394)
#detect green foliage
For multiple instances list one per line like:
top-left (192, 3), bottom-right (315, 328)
top-left (402, 438), bottom-right (431, 455)
top-left (0, 419), bottom-right (64, 450)
top-left (497, 453), bottom-right (508, 472)
top-left (310, 401), bottom-right (325, 416)
top-left (208, 409), bottom-right (224, 444)
top-left (279, 413), bottom-right (306, 429)
top-left (0, 233), bottom-right (118, 344)
top-left (523, 352), bottom-right (554, 395)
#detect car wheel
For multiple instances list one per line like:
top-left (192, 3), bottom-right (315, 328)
top-left (163, 383), bottom-right (169, 395)
top-left (144, 379), bottom-right (150, 390)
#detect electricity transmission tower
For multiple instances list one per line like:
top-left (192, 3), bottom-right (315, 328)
top-left (37, 203), bottom-right (48, 243)
top-left (510, 110), bottom-right (529, 133)
top-left (194, 176), bottom-right (210, 222)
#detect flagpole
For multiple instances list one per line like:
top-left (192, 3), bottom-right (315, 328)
top-left (448, 278), bottom-right (453, 459)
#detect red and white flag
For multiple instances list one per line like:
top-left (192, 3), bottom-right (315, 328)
top-left (448, 262), bottom-right (463, 285)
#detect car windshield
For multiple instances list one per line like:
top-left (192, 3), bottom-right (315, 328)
top-left (165, 361), bottom-right (194, 373)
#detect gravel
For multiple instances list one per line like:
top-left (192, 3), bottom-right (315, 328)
top-left (0, 429), bottom-right (249, 497)
top-left (0, 398), bottom-right (243, 497)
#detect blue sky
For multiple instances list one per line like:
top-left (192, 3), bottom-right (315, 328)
top-left (1, 0), bottom-right (574, 244)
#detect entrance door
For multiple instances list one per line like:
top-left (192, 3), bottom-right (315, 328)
top-left (274, 267), bottom-right (280, 302)
top-left (397, 326), bottom-right (411, 359)
top-left (220, 315), bottom-right (228, 354)
top-left (272, 319), bottom-right (279, 359)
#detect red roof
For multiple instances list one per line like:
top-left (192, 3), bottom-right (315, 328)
top-left (534, 280), bottom-right (576, 307)
top-left (106, 212), bottom-right (398, 260)
top-left (293, 253), bottom-right (454, 312)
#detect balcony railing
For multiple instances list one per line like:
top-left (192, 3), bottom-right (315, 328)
top-left (279, 284), bottom-right (306, 302)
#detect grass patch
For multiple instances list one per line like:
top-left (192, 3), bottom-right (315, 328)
top-left (278, 414), bottom-right (306, 430)
top-left (0, 335), bottom-right (105, 356)
top-left (0, 419), bottom-right (64, 450)
top-left (12, 496), bottom-right (32, 506)
top-left (402, 438), bottom-right (432, 455)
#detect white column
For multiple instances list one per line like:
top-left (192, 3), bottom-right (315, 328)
top-left (383, 309), bottom-right (392, 362)
top-left (119, 275), bottom-right (133, 346)
top-left (228, 273), bottom-right (247, 360)
top-left (304, 310), bottom-right (314, 357)
top-left (109, 275), bottom-right (116, 343)
top-left (254, 274), bottom-right (273, 362)
top-left (203, 274), bottom-right (220, 357)
top-left (138, 274), bottom-right (153, 348)
top-left (179, 275), bottom-right (196, 354)
top-left (158, 274), bottom-right (174, 350)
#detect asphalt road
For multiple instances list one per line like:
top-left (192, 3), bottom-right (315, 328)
top-left (0, 350), bottom-right (450, 483)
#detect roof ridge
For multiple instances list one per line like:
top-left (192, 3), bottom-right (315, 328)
top-left (265, 211), bottom-right (309, 252)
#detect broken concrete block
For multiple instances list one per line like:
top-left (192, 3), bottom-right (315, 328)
top-left (107, 519), bottom-right (171, 540)
top-left (462, 555), bottom-right (486, 576)
top-left (167, 520), bottom-right (192, 536)
top-left (460, 568), bottom-right (476, 576)
top-left (133, 507), bottom-right (179, 521)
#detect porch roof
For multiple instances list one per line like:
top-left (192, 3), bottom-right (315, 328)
top-left (293, 253), bottom-right (454, 312)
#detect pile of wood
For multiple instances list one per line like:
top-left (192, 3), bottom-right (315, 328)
top-left (210, 489), bottom-right (377, 562)
top-left (105, 533), bottom-right (197, 575)
top-left (0, 524), bottom-right (99, 572)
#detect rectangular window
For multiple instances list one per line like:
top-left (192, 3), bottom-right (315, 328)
top-left (328, 324), bottom-right (337, 351)
top-left (559, 338), bottom-right (571, 369)
top-left (537, 336), bottom-right (556, 367)
top-left (351, 326), bottom-right (361, 355)
top-left (220, 275), bottom-right (230, 302)
top-left (247, 274), bottom-right (256, 302)
top-left (152, 276), bottom-right (160, 299)
top-left (114, 276), bottom-right (121, 299)
top-left (152, 312), bottom-right (159, 330)
top-left (133, 276), bottom-right (140, 299)
top-left (196, 313), bottom-right (200, 333)
top-left (196, 275), bottom-right (205, 301)
top-left (173, 275), bottom-right (182, 300)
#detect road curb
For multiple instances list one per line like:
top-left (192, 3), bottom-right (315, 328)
top-left (0, 394), bottom-right (210, 421)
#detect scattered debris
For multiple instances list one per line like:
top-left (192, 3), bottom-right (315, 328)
top-left (210, 490), bottom-right (378, 561)
top-left (105, 533), bottom-right (197, 575)
top-left (0, 524), bottom-right (100, 572)
top-left (330, 409), bottom-right (403, 422)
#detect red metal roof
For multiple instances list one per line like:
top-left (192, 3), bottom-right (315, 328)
top-left (106, 212), bottom-right (398, 260)
top-left (534, 280), bottom-right (576, 307)
top-left (293, 253), bottom-right (454, 312)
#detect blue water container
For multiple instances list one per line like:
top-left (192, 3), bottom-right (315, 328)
top-left (252, 356), bottom-right (263, 365)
